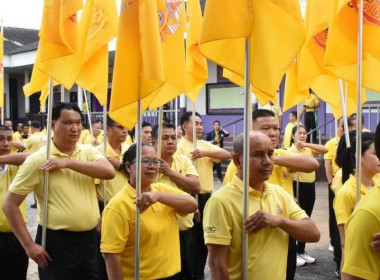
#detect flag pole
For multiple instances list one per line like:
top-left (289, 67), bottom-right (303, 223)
top-left (134, 100), bottom-right (142, 279)
top-left (338, 79), bottom-right (350, 148)
top-left (0, 23), bottom-right (3, 125)
top-left (295, 103), bottom-right (301, 200)
top-left (83, 89), bottom-right (94, 138)
top-left (175, 97), bottom-right (178, 138)
top-left (60, 85), bottom-right (65, 102)
top-left (41, 77), bottom-right (54, 249)
top-left (191, 101), bottom-right (198, 204)
top-left (102, 105), bottom-right (108, 205)
top-left (157, 106), bottom-right (164, 159)
top-left (242, 37), bottom-right (252, 280)
top-left (355, 0), bottom-right (363, 204)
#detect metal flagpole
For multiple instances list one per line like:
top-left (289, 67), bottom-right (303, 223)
top-left (83, 89), bottom-right (94, 138)
top-left (60, 85), bottom-right (65, 102)
top-left (242, 37), bottom-right (252, 280)
top-left (338, 79), bottom-right (351, 148)
top-left (156, 106), bottom-right (164, 182)
top-left (157, 106), bottom-right (164, 158)
top-left (355, 0), bottom-right (363, 203)
top-left (134, 100), bottom-right (142, 279)
top-left (295, 103), bottom-right (301, 200)
top-left (102, 105), bottom-right (108, 205)
top-left (41, 77), bottom-right (54, 248)
top-left (191, 101), bottom-right (198, 203)
top-left (0, 23), bottom-right (3, 125)
top-left (175, 97), bottom-right (178, 138)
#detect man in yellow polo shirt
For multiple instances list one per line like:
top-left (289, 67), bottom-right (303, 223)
top-left (222, 109), bottom-right (319, 277)
top-left (2, 102), bottom-right (115, 280)
top-left (324, 117), bottom-right (344, 274)
top-left (204, 131), bottom-right (320, 280)
top-left (0, 125), bottom-right (29, 279)
top-left (177, 111), bottom-right (231, 280)
top-left (152, 122), bottom-right (200, 280)
top-left (94, 116), bottom-right (129, 280)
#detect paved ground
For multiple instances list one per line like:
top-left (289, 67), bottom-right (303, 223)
top-left (26, 180), bottom-right (338, 279)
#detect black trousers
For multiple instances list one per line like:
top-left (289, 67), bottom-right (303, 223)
top-left (328, 183), bottom-right (342, 270)
top-left (174, 228), bottom-right (195, 280)
top-left (293, 181), bottom-right (316, 253)
top-left (0, 232), bottom-right (28, 280)
top-left (213, 162), bottom-right (222, 180)
top-left (286, 237), bottom-right (297, 280)
top-left (192, 193), bottom-right (211, 280)
top-left (305, 111), bottom-right (317, 143)
top-left (36, 225), bottom-right (98, 280)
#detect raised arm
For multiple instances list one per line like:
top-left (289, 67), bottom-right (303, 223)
top-left (274, 155), bottom-right (319, 173)
top-left (244, 210), bottom-right (320, 242)
top-left (298, 142), bottom-right (328, 154)
top-left (158, 160), bottom-right (200, 194)
top-left (207, 244), bottom-right (230, 280)
top-left (39, 158), bottom-right (115, 179)
top-left (191, 148), bottom-right (231, 161)
top-left (2, 192), bottom-right (52, 267)
top-left (136, 192), bottom-right (198, 215)
top-left (0, 152), bottom-right (30, 166)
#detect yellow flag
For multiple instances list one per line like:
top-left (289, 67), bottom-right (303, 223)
top-left (149, 0), bottom-right (187, 109)
top-left (185, 0), bottom-right (208, 103)
top-left (324, 0), bottom-right (380, 92)
top-left (37, 0), bottom-right (84, 89)
top-left (24, 0), bottom-right (85, 98)
top-left (76, 0), bottom-right (118, 105)
top-left (199, 0), bottom-right (305, 99)
top-left (331, 81), bottom-right (366, 119)
top-left (109, 0), bottom-right (165, 130)
top-left (283, 58), bottom-right (309, 112)
top-left (0, 29), bottom-right (3, 107)
top-left (297, 0), bottom-right (343, 107)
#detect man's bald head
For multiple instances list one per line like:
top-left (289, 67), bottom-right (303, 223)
top-left (233, 131), bottom-right (274, 188)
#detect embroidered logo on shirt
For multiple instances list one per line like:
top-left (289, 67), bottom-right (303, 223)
top-left (204, 226), bottom-right (216, 233)
top-left (276, 203), bottom-right (283, 216)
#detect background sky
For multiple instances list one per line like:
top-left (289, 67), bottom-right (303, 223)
top-left (0, 0), bottom-right (307, 30)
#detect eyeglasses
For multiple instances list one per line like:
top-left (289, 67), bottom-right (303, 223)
top-left (131, 159), bottom-right (161, 168)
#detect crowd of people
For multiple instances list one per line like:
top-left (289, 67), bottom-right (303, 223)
top-left (0, 102), bottom-right (379, 280)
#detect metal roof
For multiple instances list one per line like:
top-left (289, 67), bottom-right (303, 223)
top-left (3, 27), bottom-right (39, 55)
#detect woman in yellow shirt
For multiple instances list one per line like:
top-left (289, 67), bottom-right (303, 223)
top-left (101, 143), bottom-right (197, 279)
top-left (288, 125), bottom-right (328, 265)
top-left (334, 132), bottom-right (379, 275)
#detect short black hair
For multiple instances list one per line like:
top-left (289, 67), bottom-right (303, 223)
top-left (213, 120), bottom-right (220, 125)
top-left (107, 116), bottom-right (118, 127)
top-left (252, 109), bottom-right (275, 122)
top-left (151, 122), bottom-right (176, 140)
top-left (290, 111), bottom-right (297, 119)
top-left (121, 143), bottom-right (151, 175)
top-left (375, 122), bottom-right (380, 159)
top-left (31, 121), bottom-right (41, 129)
top-left (180, 111), bottom-right (201, 126)
top-left (52, 102), bottom-right (82, 121)
top-left (142, 121), bottom-right (152, 128)
top-left (22, 124), bottom-right (29, 129)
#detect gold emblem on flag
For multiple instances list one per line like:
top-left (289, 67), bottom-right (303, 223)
top-left (158, 0), bottom-right (183, 41)
top-left (313, 28), bottom-right (328, 50)
top-left (348, 0), bottom-right (380, 26)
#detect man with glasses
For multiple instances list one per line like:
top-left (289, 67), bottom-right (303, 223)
top-left (152, 122), bottom-right (200, 280)
top-left (177, 111), bottom-right (231, 280)
top-left (94, 116), bottom-right (130, 280)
